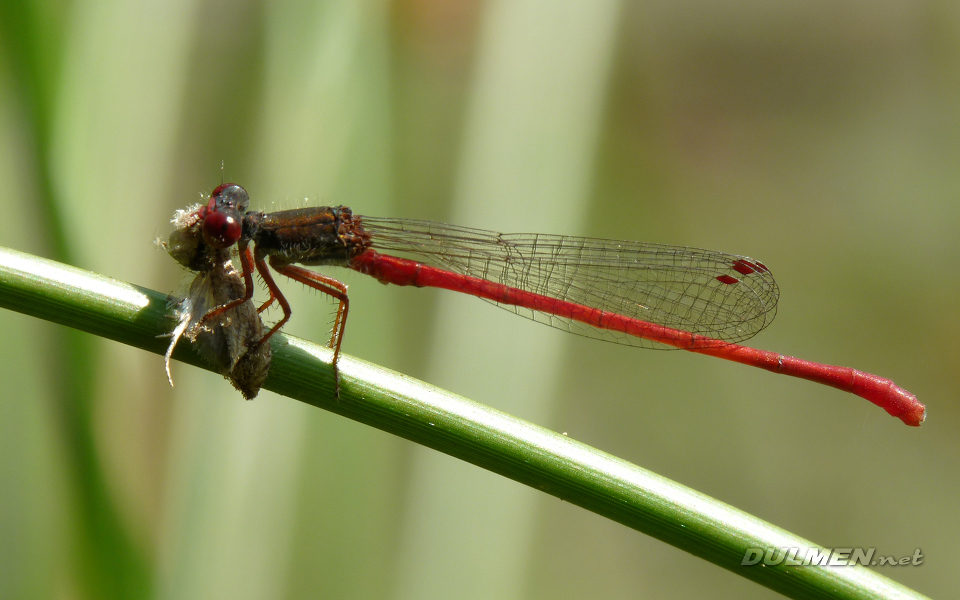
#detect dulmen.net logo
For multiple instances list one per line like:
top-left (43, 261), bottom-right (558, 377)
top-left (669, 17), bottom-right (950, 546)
top-left (741, 547), bottom-right (924, 567)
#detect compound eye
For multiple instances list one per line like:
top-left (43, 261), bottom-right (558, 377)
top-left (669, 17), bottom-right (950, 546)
top-left (209, 183), bottom-right (250, 214)
top-left (202, 209), bottom-right (242, 248)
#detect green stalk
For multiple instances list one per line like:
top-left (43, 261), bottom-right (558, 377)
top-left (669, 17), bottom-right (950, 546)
top-left (0, 246), bottom-right (929, 600)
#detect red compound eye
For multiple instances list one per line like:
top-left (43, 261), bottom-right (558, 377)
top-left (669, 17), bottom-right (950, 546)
top-left (202, 209), bottom-right (242, 248)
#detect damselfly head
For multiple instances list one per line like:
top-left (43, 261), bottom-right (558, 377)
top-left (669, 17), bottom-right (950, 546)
top-left (202, 183), bottom-right (249, 249)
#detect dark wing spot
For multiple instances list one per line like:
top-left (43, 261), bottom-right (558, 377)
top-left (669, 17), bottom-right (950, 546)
top-left (732, 259), bottom-right (756, 275)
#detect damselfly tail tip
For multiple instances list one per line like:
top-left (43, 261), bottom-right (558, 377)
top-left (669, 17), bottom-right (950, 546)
top-left (899, 397), bottom-right (925, 428)
top-left (887, 386), bottom-right (925, 427)
top-left (848, 372), bottom-right (924, 427)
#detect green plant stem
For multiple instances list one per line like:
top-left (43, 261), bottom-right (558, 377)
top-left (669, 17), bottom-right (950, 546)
top-left (0, 246), bottom-right (929, 600)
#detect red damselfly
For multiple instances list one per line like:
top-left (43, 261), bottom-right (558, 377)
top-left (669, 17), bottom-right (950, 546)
top-left (188, 183), bottom-right (924, 426)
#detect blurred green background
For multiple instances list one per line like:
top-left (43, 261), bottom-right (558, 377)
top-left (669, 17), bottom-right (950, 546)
top-left (1, 0), bottom-right (957, 598)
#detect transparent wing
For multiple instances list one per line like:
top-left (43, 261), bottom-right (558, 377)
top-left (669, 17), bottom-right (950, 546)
top-left (360, 217), bottom-right (779, 349)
